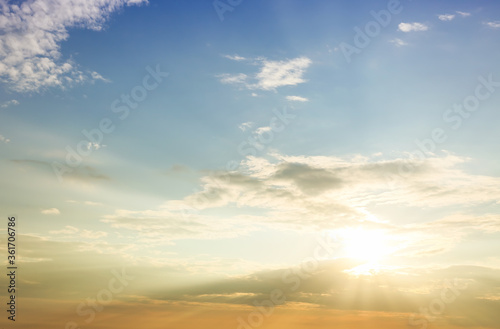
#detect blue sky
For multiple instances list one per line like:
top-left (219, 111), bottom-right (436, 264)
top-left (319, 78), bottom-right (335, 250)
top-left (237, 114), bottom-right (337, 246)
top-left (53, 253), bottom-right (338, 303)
top-left (1, 1), bottom-right (500, 328)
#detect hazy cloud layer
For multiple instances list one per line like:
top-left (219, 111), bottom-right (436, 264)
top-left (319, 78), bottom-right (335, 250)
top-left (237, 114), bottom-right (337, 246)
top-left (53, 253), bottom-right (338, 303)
top-left (4, 234), bottom-right (500, 329)
top-left (102, 152), bottom-right (500, 260)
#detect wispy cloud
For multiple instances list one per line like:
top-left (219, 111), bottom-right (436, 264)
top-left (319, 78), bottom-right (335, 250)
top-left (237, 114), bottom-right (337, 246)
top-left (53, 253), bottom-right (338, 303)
top-left (0, 0), bottom-right (147, 92)
top-left (49, 225), bottom-right (108, 239)
top-left (84, 201), bottom-right (104, 206)
top-left (90, 71), bottom-right (111, 83)
top-left (238, 121), bottom-right (254, 131)
top-left (456, 11), bottom-right (471, 17)
top-left (389, 38), bottom-right (408, 47)
top-left (49, 225), bottom-right (78, 234)
top-left (485, 21), bottom-right (500, 29)
top-left (66, 200), bottom-right (104, 206)
top-left (218, 56), bottom-right (312, 91)
top-left (224, 54), bottom-right (246, 61)
top-left (439, 11), bottom-right (470, 21)
top-left (254, 126), bottom-right (272, 135)
top-left (438, 14), bottom-right (455, 21)
top-left (102, 208), bottom-right (257, 243)
top-left (0, 99), bottom-right (19, 108)
top-left (11, 159), bottom-right (110, 182)
top-left (80, 229), bottom-right (108, 239)
top-left (217, 73), bottom-right (248, 85)
top-left (0, 134), bottom-right (10, 144)
top-left (286, 95), bottom-right (309, 102)
top-left (398, 22), bottom-right (429, 32)
top-left (41, 208), bottom-right (60, 215)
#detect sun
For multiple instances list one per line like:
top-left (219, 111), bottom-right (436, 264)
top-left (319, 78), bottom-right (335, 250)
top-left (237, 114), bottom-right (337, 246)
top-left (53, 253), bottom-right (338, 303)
top-left (337, 227), bottom-right (394, 263)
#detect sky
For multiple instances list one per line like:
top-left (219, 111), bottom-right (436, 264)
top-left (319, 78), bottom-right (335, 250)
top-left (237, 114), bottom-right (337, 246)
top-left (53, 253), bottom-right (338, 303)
top-left (1, 0), bottom-right (500, 328)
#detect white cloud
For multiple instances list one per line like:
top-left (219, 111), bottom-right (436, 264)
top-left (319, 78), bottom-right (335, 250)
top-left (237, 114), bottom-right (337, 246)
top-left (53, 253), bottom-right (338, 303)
top-left (102, 208), bottom-right (257, 243)
top-left (80, 229), bottom-right (108, 239)
top-left (49, 225), bottom-right (107, 239)
top-left (0, 0), bottom-right (147, 92)
top-left (41, 208), bottom-right (60, 215)
top-left (389, 38), bottom-right (408, 47)
top-left (90, 71), bottom-right (111, 83)
top-left (438, 14), bottom-right (455, 21)
top-left (0, 134), bottom-right (10, 143)
top-left (85, 142), bottom-right (106, 151)
top-left (49, 225), bottom-right (78, 234)
top-left (84, 201), bottom-right (104, 206)
top-left (286, 95), bottom-right (309, 102)
top-left (456, 11), bottom-right (471, 17)
top-left (224, 54), bottom-right (246, 61)
top-left (217, 73), bottom-right (248, 85)
top-left (255, 57), bottom-right (311, 90)
top-left (66, 200), bottom-right (103, 206)
top-left (238, 121), bottom-right (254, 131)
top-left (218, 56), bottom-right (312, 91)
top-left (485, 21), bottom-right (500, 29)
top-left (254, 126), bottom-right (272, 135)
top-left (398, 22), bottom-right (429, 32)
top-left (439, 12), bottom-right (470, 21)
top-left (0, 99), bottom-right (19, 108)
top-left (102, 151), bottom-right (500, 247)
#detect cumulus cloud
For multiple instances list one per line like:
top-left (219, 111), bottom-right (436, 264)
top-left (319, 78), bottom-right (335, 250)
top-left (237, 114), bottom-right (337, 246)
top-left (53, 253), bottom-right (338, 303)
top-left (0, 0), bottom-right (147, 92)
top-left (398, 22), bottom-right (429, 32)
top-left (255, 57), bottom-right (311, 90)
top-left (218, 56), bottom-right (312, 91)
top-left (286, 95), bottom-right (308, 102)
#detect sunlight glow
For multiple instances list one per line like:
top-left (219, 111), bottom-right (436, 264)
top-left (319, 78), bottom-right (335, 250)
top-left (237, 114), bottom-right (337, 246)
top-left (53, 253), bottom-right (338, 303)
top-left (338, 227), bottom-right (394, 262)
